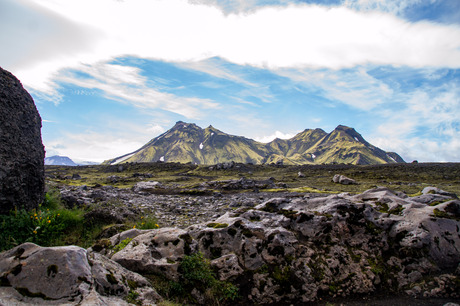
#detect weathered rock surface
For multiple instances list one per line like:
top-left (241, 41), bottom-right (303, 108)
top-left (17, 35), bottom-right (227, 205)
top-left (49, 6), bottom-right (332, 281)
top-left (0, 243), bottom-right (161, 305)
top-left (93, 186), bottom-right (460, 304)
top-left (6, 185), bottom-right (458, 304)
top-left (0, 67), bottom-right (45, 213)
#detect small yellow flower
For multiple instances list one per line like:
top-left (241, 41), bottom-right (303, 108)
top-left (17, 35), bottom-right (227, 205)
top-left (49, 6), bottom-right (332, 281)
top-left (35, 217), bottom-right (38, 220)
top-left (141, 216), bottom-right (144, 219)
top-left (133, 225), bottom-right (136, 229)
top-left (33, 230), bottom-right (37, 234)
top-left (47, 220), bottom-right (51, 223)
top-left (155, 224), bottom-right (159, 228)
top-left (34, 213), bottom-right (37, 217)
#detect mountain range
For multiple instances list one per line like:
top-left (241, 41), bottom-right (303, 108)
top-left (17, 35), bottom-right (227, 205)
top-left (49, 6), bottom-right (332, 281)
top-left (104, 121), bottom-right (404, 165)
top-left (45, 156), bottom-right (100, 166)
top-left (45, 155), bottom-right (78, 166)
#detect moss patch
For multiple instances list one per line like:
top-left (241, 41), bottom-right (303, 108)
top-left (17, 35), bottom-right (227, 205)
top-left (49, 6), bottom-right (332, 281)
top-left (206, 223), bottom-right (228, 228)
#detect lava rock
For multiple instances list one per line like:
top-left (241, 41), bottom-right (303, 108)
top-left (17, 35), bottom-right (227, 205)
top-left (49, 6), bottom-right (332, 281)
top-left (0, 68), bottom-right (45, 213)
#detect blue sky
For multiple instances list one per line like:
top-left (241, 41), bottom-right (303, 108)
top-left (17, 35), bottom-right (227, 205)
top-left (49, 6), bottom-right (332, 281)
top-left (1, 0), bottom-right (460, 163)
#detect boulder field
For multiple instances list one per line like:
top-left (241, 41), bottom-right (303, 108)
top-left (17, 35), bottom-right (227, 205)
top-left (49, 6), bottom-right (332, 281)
top-left (1, 186), bottom-right (459, 305)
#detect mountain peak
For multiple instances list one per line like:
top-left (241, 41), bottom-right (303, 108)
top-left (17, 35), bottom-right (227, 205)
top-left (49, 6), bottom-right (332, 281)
top-left (104, 122), bottom-right (405, 165)
top-left (334, 125), bottom-right (354, 131)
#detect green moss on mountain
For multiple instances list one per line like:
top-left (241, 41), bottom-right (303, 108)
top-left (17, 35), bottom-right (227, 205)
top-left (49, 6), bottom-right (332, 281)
top-left (103, 122), bottom-right (404, 166)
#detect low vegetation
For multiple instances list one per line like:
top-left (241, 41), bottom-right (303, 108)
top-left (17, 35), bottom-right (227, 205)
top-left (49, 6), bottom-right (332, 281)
top-left (45, 162), bottom-right (460, 196)
top-left (0, 187), bottom-right (159, 252)
top-left (0, 190), bottom-right (87, 251)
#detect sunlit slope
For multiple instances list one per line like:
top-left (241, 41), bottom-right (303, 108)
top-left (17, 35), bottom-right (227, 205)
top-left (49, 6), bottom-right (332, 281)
top-left (304, 125), bottom-right (405, 164)
top-left (103, 122), bottom-right (404, 165)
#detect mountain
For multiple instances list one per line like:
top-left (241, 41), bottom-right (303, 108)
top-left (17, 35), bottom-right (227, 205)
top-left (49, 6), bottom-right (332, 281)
top-left (45, 155), bottom-right (78, 166)
top-left (104, 121), bottom-right (405, 165)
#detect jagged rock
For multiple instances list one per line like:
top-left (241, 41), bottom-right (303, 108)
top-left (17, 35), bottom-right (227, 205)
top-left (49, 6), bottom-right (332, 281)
top-left (0, 243), bottom-right (160, 305)
top-left (422, 186), bottom-right (458, 199)
top-left (0, 68), bottom-right (45, 213)
top-left (332, 174), bottom-right (357, 185)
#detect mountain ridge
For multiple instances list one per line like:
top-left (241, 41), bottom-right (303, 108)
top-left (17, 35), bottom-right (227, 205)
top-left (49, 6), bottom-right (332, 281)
top-left (45, 155), bottom-right (78, 166)
top-left (104, 121), bottom-right (405, 165)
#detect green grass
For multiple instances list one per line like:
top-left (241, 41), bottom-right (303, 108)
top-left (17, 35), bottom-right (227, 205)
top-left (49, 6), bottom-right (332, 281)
top-left (0, 187), bottom-right (133, 251)
top-left (0, 197), bottom-right (87, 251)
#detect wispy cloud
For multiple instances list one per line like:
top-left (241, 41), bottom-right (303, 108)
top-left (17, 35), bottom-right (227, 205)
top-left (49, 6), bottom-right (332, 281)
top-left (178, 58), bottom-right (255, 86)
top-left (369, 80), bottom-right (460, 161)
top-left (57, 62), bottom-right (220, 119)
top-left (278, 67), bottom-right (393, 110)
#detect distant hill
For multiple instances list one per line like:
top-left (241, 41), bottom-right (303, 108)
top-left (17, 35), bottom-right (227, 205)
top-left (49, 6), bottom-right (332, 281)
top-left (104, 121), bottom-right (405, 165)
top-left (45, 155), bottom-right (78, 166)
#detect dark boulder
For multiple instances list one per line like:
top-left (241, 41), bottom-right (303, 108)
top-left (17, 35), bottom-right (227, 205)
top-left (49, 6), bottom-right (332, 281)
top-left (0, 67), bottom-right (45, 213)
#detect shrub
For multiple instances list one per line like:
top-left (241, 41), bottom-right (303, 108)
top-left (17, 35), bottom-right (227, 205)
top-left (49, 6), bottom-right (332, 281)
top-left (179, 252), bottom-right (215, 290)
top-left (176, 252), bottom-right (240, 305)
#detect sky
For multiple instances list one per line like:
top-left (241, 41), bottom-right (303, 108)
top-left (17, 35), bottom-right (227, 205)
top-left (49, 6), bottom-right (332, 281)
top-left (1, 0), bottom-right (460, 163)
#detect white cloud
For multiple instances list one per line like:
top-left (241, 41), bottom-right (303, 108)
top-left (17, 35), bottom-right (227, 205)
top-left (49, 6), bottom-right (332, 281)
top-left (3, 0), bottom-right (460, 94)
top-left (44, 119), bottom-right (169, 162)
top-left (278, 67), bottom-right (393, 110)
top-left (341, 0), bottom-right (428, 15)
top-left (57, 62), bottom-right (220, 118)
top-left (370, 82), bottom-right (460, 162)
top-left (178, 58), bottom-right (255, 86)
top-left (254, 130), bottom-right (299, 143)
top-left (45, 132), bottom-right (146, 163)
top-left (146, 124), bottom-right (166, 135)
top-left (0, 0), bottom-right (101, 93)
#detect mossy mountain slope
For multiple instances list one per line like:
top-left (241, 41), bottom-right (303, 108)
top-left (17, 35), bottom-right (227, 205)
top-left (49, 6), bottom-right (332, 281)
top-left (104, 121), bottom-right (404, 165)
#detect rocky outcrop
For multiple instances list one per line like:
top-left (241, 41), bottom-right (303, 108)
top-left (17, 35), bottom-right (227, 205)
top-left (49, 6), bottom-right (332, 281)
top-left (0, 243), bottom-right (161, 305)
top-left (0, 68), bottom-right (45, 213)
top-left (92, 187), bottom-right (460, 304)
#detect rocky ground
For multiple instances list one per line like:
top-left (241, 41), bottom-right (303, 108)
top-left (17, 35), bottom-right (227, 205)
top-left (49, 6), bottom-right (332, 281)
top-left (2, 172), bottom-right (460, 305)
